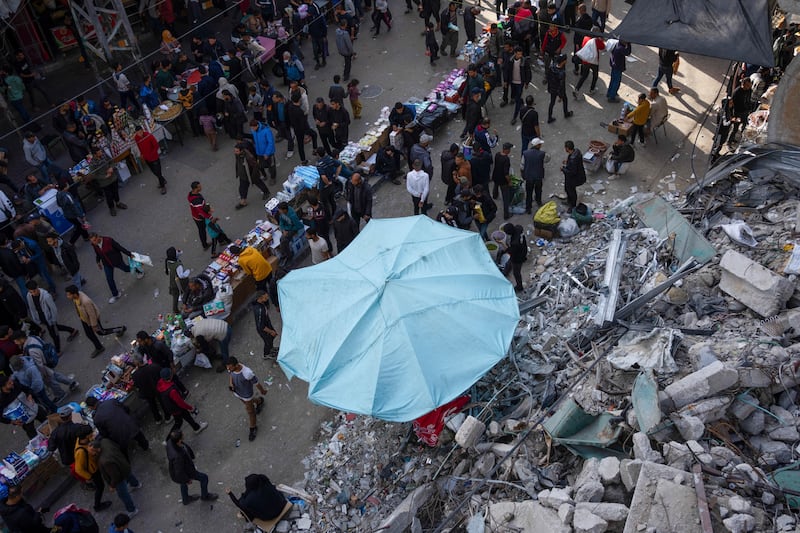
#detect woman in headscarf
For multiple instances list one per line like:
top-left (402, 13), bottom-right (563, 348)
top-left (226, 474), bottom-right (287, 521)
top-left (160, 30), bottom-right (181, 61)
top-left (165, 247), bottom-right (188, 314)
top-left (216, 77), bottom-right (239, 103)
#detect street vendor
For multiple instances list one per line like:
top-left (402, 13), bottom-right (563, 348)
top-left (182, 274), bottom-right (215, 318)
top-left (0, 374), bottom-right (45, 438)
top-left (226, 474), bottom-right (288, 522)
top-left (135, 331), bottom-right (188, 397)
top-left (229, 245), bottom-right (273, 292)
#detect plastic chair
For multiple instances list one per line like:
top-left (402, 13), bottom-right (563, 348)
top-left (247, 501), bottom-right (293, 533)
top-left (651, 113), bottom-right (669, 145)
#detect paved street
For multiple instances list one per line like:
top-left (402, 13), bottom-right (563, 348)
top-left (0, 1), bottom-right (731, 530)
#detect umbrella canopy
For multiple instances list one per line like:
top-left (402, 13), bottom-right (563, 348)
top-left (615, 0), bottom-right (774, 67)
top-left (277, 216), bottom-right (520, 422)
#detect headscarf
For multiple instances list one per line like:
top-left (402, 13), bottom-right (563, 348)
top-left (162, 30), bottom-right (177, 44)
top-left (217, 77), bottom-right (238, 99)
top-left (165, 246), bottom-right (178, 275)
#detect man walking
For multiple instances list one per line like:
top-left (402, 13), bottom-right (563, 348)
top-left (226, 356), bottom-right (268, 442)
top-left (187, 181), bottom-right (211, 250)
top-left (652, 48), bottom-right (680, 95)
top-left (521, 138), bottom-right (547, 213)
top-left (335, 19), bottom-right (355, 81)
top-left (250, 119), bottom-right (277, 184)
top-left (90, 438), bottom-right (142, 517)
top-left (346, 173), bottom-right (373, 230)
top-left (519, 96), bottom-right (541, 157)
top-left (439, 2), bottom-right (459, 57)
top-left (158, 368), bottom-right (208, 434)
top-left (65, 284), bottom-right (125, 357)
top-left (492, 142), bottom-right (513, 219)
top-left (166, 430), bottom-right (218, 504)
top-left (90, 233), bottom-right (144, 304)
top-left (133, 125), bottom-right (167, 194)
top-left (561, 140), bottom-right (586, 209)
top-left (287, 93), bottom-right (318, 165)
top-left (130, 354), bottom-right (167, 425)
top-left (546, 54), bottom-right (572, 123)
top-left (251, 291), bottom-right (279, 359)
top-left (727, 78), bottom-right (753, 146)
top-left (25, 280), bottom-right (79, 354)
top-left (504, 46), bottom-right (532, 125)
top-left (406, 160), bottom-right (431, 216)
top-left (607, 40), bottom-right (631, 103)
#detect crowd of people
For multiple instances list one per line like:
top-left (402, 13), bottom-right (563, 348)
top-left (0, 0), bottom-right (784, 530)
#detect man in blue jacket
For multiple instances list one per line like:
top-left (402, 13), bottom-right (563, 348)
top-left (249, 120), bottom-right (277, 184)
top-left (276, 202), bottom-right (304, 267)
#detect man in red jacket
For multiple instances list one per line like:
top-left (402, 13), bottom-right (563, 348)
top-left (187, 181), bottom-right (211, 250)
top-left (158, 368), bottom-right (208, 435)
top-left (133, 125), bottom-right (167, 195)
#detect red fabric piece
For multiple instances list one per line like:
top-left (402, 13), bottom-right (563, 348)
top-left (412, 395), bottom-right (470, 447)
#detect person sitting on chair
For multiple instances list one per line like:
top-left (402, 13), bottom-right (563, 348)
top-left (226, 473), bottom-right (288, 521)
top-left (606, 135), bottom-right (635, 175)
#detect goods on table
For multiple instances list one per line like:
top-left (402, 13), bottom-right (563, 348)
top-left (151, 100), bottom-right (182, 122)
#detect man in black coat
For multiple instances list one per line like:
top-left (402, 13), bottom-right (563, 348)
top-left (84, 396), bottom-right (149, 458)
top-left (0, 237), bottom-right (27, 296)
top-left (345, 174), bottom-right (373, 230)
top-left (503, 46), bottom-right (532, 125)
top-left (441, 143), bottom-right (459, 204)
top-left (521, 137), bottom-right (547, 213)
top-left (462, 89), bottom-right (483, 139)
top-left (329, 99), bottom-right (351, 151)
top-left (89, 233), bottom-right (143, 304)
top-left (375, 146), bottom-right (402, 184)
top-left (287, 93), bottom-right (318, 165)
top-left (166, 430), bottom-right (218, 505)
top-left (333, 209), bottom-right (359, 254)
top-left (135, 332), bottom-right (188, 396)
top-left (46, 405), bottom-right (87, 466)
top-left (0, 485), bottom-right (50, 533)
top-left (561, 140), bottom-right (586, 209)
top-left (470, 148), bottom-right (493, 189)
top-left (312, 98), bottom-right (335, 155)
top-left (131, 354), bottom-right (167, 424)
top-left (492, 142), bottom-right (513, 219)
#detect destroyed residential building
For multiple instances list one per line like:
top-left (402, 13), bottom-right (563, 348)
top-left (278, 146), bottom-right (800, 532)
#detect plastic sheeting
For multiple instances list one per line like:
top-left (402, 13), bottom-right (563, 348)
top-left (615, 0), bottom-right (774, 67)
top-left (277, 216), bottom-right (520, 422)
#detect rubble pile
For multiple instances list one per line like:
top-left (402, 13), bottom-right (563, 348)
top-left (289, 164), bottom-right (800, 532)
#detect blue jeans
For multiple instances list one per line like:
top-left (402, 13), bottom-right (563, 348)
top-left (13, 276), bottom-right (27, 298)
top-left (607, 69), bottom-right (622, 99)
top-left (34, 256), bottom-right (56, 292)
top-left (38, 159), bottom-right (56, 182)
top-left (218, 326), bottom-right (232, 364)
top-left (179, 471), bottom-right (209, 502)
top-left (652, 66), bottom-right (673, 90)
top-left (521, 134), bottom-right (534, 157)
top-left (115, 473), bottom-right (140, 512)
top-left (591, 8), bottom-right (607, 31)
top-left (104, 263), bottom-right (132, 297)
top-left (10, 99), bottom-right (31, 123)
top-left (510, 84), bottom-right (523, 120)
top-left (33, 388), bottom-right (57, 413)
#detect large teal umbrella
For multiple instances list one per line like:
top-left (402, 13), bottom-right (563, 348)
top-left (277, 215), bottom-right (520, 422)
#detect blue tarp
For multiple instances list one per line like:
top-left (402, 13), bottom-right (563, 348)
top-left (277, 216), bottom-right (520, 422)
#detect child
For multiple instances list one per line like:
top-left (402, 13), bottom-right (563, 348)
top-left (198, 111), bottom-right (218, 151)
top-left (425, 21), bottom-right (440, 65)
top-left (110, 512), bottom-right (134, 532)
top-left (347, 79), bottom-right (362, 120)
top-left (247, 85), bottom-right (264, 122)
top-left (203, 204), bottom-right (232, 257)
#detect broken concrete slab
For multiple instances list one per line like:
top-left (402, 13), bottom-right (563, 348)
top-left (663, 360), bottom-right (739, 409)
top-left (455, 416), bottom-right (485, 449)
top-left (620, 459), bottom-right (643, 492)
top-left (558, 502), bottom-right (574, 525)
top-left (378, 483), bottom-right (434, 533)
top-left (730, 394), bottom-right (759, 421)
top-left (575, 481), bottom-right (605, 503)
top-left (738, 368), bottom-right (773, 388)
top-left (723, 513), bottom-right (756, 533)
top-left (538, 488), bottom-right (573, 510)
top-left (623, 462), bottom-right (698, 533)
top-left (678, 395), bottom-right (734, 423)
top-left (598, 457), bottom-right (621, 485)
top-left (632, 432), bottom-right (664, 463)
top-left (486, 500), bottom-right (572, 533)
top-left (573, 507), bottom-right (609, 533)
top-left (719, 249), bottom-right (794, 317)
top-left (575, 502), bottom-right (629, 522)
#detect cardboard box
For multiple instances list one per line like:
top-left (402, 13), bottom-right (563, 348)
top-left (607, 120), bottom-right (632, 136)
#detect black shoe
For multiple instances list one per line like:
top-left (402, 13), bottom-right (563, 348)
top-left (525, 208), bottom-right (531, 214)
top-left (202, 243), bottom-right (211, 250)
top-left (547, 117), bottom-right (556, 124)
top-left (510, 118), bottom-right (517, 125)
top-left (182, 495), bottom-right (200, 505)
top-left (115, 326), bottom-right (127, 338)
top-left (499, 100), bottom-right (508, 108)
top-left (249, 427), bottom-right (257, 441)
top-left (93, 501), bottom-right (112, 512)
top-left (565, 111), bottom-right (574, 118)
top-left (201, 493), bottom-right (219, 501)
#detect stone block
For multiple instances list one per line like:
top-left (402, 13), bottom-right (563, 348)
top-left (622, 463), bottom-right (698, 533)
top-left (710, 446), bottom-right (740, 468)
top-left (762, 492), bottom-right (776, 505)
top-left (740, 410), bottom-right (765, 435)
top-left (573, 507), bottom-right (609, 533)
top-left (576, 502), bottom-right (629, 522)
top-left (632, 432), bottom-right (663, 463)
top-left (750, 436), bottom-right (792, 464)
top-left (486, 500), bottom-right (571, 533)
top-left (575, 458), bottom-right (600, 489)
top-left (558, 503), bottom-right (574, 525)
top-left (738, 368), bottom-right (773, 388)
top-left (473, 453), bottom-right (496, 476)
top-left (598, 456), bottom-right (621, 485)
top-left (729, 394), bottom-right (758, 421)
top-left (619, 459), bottom-right (642, 492)
top-left (776, 514), bottom-right (795, 530)
top-left (664, 361), bottom-right (739, 409)
top-left (770, 426), bottom-right (800, 442)
top-left (455, 416), bottom-right (485, 449)
top-left (539, 487), bottom-right (573, 510)
top-left (719, 249), bottom-right (794, 317)
top-left (671, 413), bottom-right (705, 441)
top-left (723, 513), bottom-right (755, 533)
top-left (728, 496), bottom-right (751, 514)
top-left (574, 481), bottom-right (604, 503)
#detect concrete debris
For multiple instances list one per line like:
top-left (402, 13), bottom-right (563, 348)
top-left (296, 188), bottom-right (800, 532)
